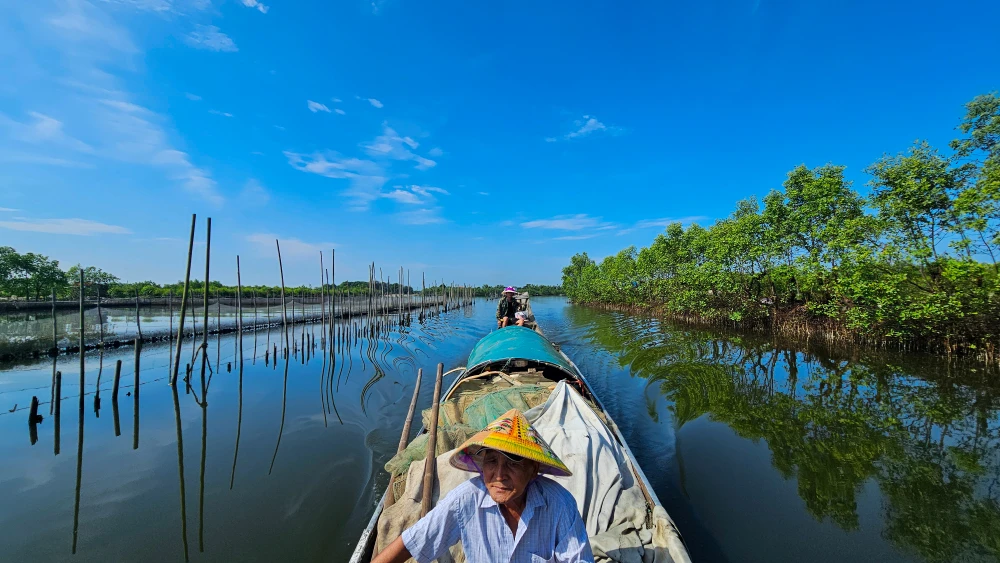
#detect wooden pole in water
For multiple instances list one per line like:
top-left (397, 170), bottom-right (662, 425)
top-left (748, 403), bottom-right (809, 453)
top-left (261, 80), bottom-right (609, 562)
top-left (112, 359), bottom-right (122, 402)
top-left (319, 251), bottom-right (325, 346)
top-left (237, 256), bottom-right (243, 364)
top-left (29, 396), bottom-right (40, 445)
top-left (199, 218), bottom-right (212, 402)
top-left (51, 287), bottom-right (57, 414)
top-left (169, 289), bottom-right (174, 378)
top-left (171, 214), bottom-right (197, 386)
top-left (421, 363), bottom-right (444, 517)
top-left (133, 337), bottom-right (141, 449)
top-left (134, 287), bottom-right (141, 341)
top-left (276, 240), bottom-right (289, 354)
top-left (54, 371), bottom-right (62, 455)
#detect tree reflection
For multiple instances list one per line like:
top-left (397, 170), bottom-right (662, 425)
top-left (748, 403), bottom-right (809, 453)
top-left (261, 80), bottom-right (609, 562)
top-left (565, 306), bottom-right (1000, 562)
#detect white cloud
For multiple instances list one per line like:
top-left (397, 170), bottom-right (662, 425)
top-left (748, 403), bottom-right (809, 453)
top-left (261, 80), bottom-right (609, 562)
top-left (411, 185), bottom-right (448, 197)
top-left (395, 208), bottom-right (446, 225)
top-left (616, 216), bottom-right (708, 236)
top-left (554, 235), bottom-right (597, 241)
top-left (1, 111), bottom-right (94, 153)
top-left (331, 97), bottom-right (342, 103)
top-left (548, 115), bottom-right (623, 142)
top-left (0, 0), bottom-right (223, 206)
top-left (334, 108), bottom-right (346, 115)
top-left (184, 92), bottom-right (202, 101)
top-left (208, 109), bottom-right (233, 117)
top-left (0, 208), bottom-right (20, 212)
top-left (241, 0), bottom-right (269, 14)
top-left (0, 152), bottom-right (94, 167)
top-left (241, 179), bottom-right (270, 205)
top-left (363, 124), bottom-right (436, 170)
top-left (247, 233), bottom-right (337, 259)
top-left (285, 124), bottom-right (440, 210)
top-left (566, 115), bottom-right (606, 139)
top-left (381, 189), bottom-right (422, 205)
top-left (521, 214), bottom-right (616, 231)
top-left (0, 217), bottom-right (131, 235)
top-left (368, 98), bottom-right (383, 108)
top-left (428, 147), bottom-right (443, 157)
top-left (307, 100), bottom-right (331, 113)
top-left (380, 185), bottom-right (449, 205)
top-left (185, 25), bottom-right (237, 52)
top-left (284, 150), bottom-right (387, 210)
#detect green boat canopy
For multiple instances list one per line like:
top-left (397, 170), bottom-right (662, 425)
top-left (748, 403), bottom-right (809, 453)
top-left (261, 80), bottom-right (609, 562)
top-left (466, 326), bottom-right (577, 376)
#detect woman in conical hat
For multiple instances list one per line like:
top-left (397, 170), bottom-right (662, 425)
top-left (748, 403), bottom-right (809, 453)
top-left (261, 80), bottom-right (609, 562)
top-left (372, 409), bottom-right (593, 563)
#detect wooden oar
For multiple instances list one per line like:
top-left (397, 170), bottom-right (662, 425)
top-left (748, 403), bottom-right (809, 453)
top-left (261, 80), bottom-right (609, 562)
top-left (420, 363), bottom-right (444, 517)
top-left (384, 368), bottom-right (422, 509)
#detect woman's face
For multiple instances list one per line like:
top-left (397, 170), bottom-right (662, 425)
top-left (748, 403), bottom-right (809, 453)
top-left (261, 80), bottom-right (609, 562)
top-left (478, 449), bottom-right (540, 506)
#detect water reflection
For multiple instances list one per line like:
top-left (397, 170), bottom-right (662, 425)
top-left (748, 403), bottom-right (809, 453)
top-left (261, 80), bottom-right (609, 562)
top-left (554, 304), bottom-right (1000, 563)
top-left (0, 296), bottom-right (480, 562)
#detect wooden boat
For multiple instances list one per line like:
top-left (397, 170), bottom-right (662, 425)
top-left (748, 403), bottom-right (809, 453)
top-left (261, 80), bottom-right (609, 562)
top-left (349, 294), bottom-right (691, 562)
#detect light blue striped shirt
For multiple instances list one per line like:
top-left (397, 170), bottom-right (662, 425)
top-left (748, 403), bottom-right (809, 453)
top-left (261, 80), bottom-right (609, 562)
top-left (401, 476), bottom-right (594, 563)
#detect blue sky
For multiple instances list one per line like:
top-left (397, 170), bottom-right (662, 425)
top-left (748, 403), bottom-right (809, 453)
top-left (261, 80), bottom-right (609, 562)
top-left (1, 0), bottom-right (998, 287)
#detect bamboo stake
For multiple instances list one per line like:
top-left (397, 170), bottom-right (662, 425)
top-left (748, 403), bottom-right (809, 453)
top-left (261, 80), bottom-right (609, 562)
top-left (133, 338), bottom-right (141, 449)
top-left (54, 370), bottom-right (62, 455)
top-left (320, 251), bottom-right (325, 346)
top-left (276, 240), bottom-right (289, 353)
top-left (171, 383), bottom-right (190, 562)
top-left (171, 214), bottom-right (197, 386)
top-left (169, 289), bottom-right (174, 378)
top-left (51, 287), bottom-right (57, 414)
top-left (237, 256), bottom-right (243, 362)
top-left (29, 396), bottom-right (40, 445)
top-left (386, 367), bottom-right (423, 508)
top-left (112, 359), bottom-right (122, 402)
top-left (198, 218), bottom-right (212, 404)
top-left (421, 363), bottom-right (444, 517)
top-left (134, 287), bottom-right (141, 341)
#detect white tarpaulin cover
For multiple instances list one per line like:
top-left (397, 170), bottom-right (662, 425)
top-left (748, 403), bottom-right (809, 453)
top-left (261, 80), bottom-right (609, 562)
top-left (376, 381), bottom-right (691, 563)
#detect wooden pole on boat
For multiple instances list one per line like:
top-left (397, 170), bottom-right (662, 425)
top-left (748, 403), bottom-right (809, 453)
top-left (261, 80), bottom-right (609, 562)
top-left (421, 363), bottom-right (444, 517)
top-left (385, 368), bottom-right (423, 508)
top-left (171, 214), bottom-right (196, 386)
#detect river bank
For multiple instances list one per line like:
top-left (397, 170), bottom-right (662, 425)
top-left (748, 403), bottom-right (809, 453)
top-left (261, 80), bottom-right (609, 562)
top-left (572, 299), bottom-right (1000, 366)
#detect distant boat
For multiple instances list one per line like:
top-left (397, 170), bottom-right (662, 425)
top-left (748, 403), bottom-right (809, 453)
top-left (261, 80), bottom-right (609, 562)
top-left (350, 294), bottom-right (691, 563)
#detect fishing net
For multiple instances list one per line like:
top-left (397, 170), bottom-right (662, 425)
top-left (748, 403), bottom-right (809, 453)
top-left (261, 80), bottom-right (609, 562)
top-left (462, 385), bottom-right (551, 430)
top-left (383, 377), bottom-right (558, 503)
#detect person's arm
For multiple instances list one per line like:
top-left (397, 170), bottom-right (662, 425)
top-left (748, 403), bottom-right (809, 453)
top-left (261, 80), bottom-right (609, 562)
top-left (375, 483), bottom-right (464, 563)
top-left (371, 536), bottom-right (412, 563)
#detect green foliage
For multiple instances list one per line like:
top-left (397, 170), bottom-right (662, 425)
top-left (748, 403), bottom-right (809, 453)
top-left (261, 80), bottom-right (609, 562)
top-left (0, 247), bottom-right (68, 300)
top-left (563, 93), bottom-right (1000, 355)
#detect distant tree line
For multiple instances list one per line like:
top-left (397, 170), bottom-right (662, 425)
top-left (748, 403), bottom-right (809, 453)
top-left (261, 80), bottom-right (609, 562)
top-left (473, 284), bottom-right (564, 297)
top-left (562, 93), bottom-right (1000, 357)
top-left (0, 249), bottom-right (560, 301)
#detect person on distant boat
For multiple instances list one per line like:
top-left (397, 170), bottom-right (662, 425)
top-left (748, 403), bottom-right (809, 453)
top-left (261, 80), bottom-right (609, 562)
top-left (372, 409), bottom-right (594, 563)
top-left (496, 286), bottom-right (524, 328)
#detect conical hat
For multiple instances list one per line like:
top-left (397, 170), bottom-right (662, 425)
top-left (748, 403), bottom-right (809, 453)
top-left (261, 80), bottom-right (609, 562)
top-left (449, 409), bottom-right (571, 477)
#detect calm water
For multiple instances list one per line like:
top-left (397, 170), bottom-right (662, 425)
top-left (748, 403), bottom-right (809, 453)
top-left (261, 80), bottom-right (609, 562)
top-left (1, 298), bottom-right (998, 562)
